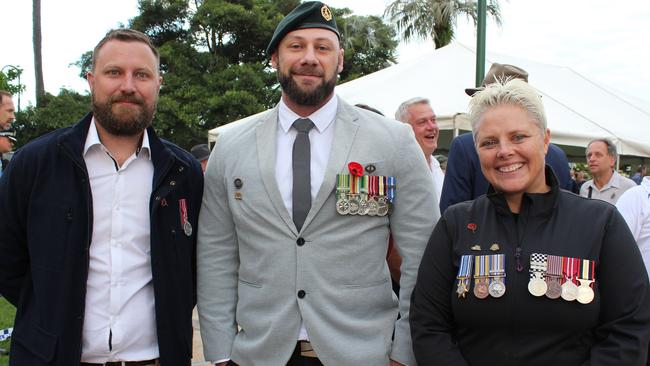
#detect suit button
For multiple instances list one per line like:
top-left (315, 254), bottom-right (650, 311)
top-left (296, 238), bottom-right (305, 246)
top-left (297, 290), bottom-right (306, 298)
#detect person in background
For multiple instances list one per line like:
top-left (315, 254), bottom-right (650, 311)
top-left (411, 78), bottom-right (650, 366)
top-left (191, 143), bottom-right (211, 173)
top-left (395, 97), bottom-right (444, 202)
top-left (0, 91), bottom-right (16, 130)
top-left (0, 29), bottom-right (204, 366)
top-left (0, 129), bottom-right (16, 176)
top-left (580, 138), bottom-right (636, 204)
top-left (632, 164), bottom-right (647, 185)
top-left (197, 2), bottom-right (436, 365)
top-left (439, 63), bottom-right (572, 213)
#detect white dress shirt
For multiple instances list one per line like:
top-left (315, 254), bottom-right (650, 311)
top-left (429, 157), bottom-right (444, 202)
top-left (81, 120), bottom-right (158, 362)
top-left (276, 95), bottom-right (337, 341)
top-left (616, 176), bottom-right (650, 276)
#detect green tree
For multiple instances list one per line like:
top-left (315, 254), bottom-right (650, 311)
top-left (334, 8), bottom-right (398, 82)
top-left (13, 89), bottom-right (90, 148)
top-left (0, 67), bottom-right (24, 96)
top-left (385, 0), bottom-right (502, 49)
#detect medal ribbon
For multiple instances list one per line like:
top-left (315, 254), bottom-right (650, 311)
top-left (360, 175), bottom-right (368, 196)
top-left (378, 176), bottom-right (385, 199)
top-left (368, 175), bottom-right (376, 199)
top-left (562, 257), bottom-right (579, 285)
top-left (474, 255), bottom-right (489, 278)
top-left (179, 198), bottom-right (188, 226)
top-left (457, 255), bottom-right (474, 279)
top-left (529, 253), bottom-right (547, 280)
top-left (489, 254), bottom-right (505, 276)
top-left (579, 258), bottom-right (595, 283)
top-left (350, 175), bottom-right (358, 196)
top-left (387, 176), bottom-right (396, 203)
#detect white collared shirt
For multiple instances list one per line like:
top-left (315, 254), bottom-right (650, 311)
top-left (81, 119), bottom-right (158, 362)
top-left (616, 176), bottom-right (650, 276)
top-left (580, 170), bottom-right (637, 204)
top-left (429, 157), bottom-right (444, 202)
top-left (275, 95), bottom-right (337, 341)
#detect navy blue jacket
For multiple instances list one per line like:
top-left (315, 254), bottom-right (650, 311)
top-left (440, 132), bottom-right (572, 213)
top-left (0, 113), bottom-right (204, 365)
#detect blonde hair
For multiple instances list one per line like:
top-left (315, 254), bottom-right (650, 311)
top-left (469, 78), bottom-right (546, 141)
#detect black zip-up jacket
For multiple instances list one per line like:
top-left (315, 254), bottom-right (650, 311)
top-left (411, 166), bottom-right (650, 366)
top-left (0, 113), bottom-right (204, 365)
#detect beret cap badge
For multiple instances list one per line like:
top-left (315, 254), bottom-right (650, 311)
top-left (321, 5), bottom-right (332, 21)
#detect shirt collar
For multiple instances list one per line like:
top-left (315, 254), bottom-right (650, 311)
top-left (278, 95), bottom-right (338, 134)
top-left (83, 118), bottom-right (151, 160)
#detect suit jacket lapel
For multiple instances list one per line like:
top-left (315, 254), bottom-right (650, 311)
top-left (256, 108), bottom-right (298, 235)
top-left (304, 99), bottom-right (360, 228)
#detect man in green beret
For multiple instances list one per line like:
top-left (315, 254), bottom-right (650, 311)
top-left (197, 2), bottom-right (438, 365)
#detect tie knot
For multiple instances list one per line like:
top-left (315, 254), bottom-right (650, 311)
top-left (293, 118), bottom-right (315, 134)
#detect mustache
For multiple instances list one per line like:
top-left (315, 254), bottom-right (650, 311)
top-left (291, 66), bottom-right (324, 77)
top-left (110, 94), bottom-right (144, 105)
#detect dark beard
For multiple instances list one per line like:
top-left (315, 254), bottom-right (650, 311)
top-left (277, 67), bottom-right (337, 106)
top-left (92, 93), bottom-right (156, 136)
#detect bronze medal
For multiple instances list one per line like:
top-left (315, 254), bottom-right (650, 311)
top-left (474, 279), bottom-right (489, 299)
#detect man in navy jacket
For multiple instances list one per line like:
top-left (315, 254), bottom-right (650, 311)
top-left (0, 29), bottom-right (203, 366)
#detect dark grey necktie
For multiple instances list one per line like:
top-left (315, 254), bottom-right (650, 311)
top-left (292, 118), bottom-right (315, 231)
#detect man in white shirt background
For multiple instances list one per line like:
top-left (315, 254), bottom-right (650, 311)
top-left (394, 97), bottom-right (444, 202)
top-left (579, 138), bottom-right (636, 204)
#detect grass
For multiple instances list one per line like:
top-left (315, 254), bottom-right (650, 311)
top-left (0, 296), bottom-right (15, 366)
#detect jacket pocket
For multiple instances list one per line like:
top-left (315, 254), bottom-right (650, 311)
top-left (12, 322), bottom-right (58, 363)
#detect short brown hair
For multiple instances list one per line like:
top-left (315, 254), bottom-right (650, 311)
top-left (0, 90), bottom-right (12, 104)
top-left (91, 28), bottom-right (159, 72)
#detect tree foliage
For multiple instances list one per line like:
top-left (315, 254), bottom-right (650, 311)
top-left (13, 89), bottom-right (90, 148)
top-left (385, 0), bottom-right (502, 49)
top-left (0, 67), bottom-right (24, 96)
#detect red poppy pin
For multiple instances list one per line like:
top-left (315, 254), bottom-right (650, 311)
top-left (467, 223), bottom-right (477, 233)
top-left (348, 161), bottom-right (363, 177)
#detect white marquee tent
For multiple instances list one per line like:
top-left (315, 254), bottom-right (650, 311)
top-left (209, 43), bottom-right (650, 160)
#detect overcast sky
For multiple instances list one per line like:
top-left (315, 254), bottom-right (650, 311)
top-left (2, 0), bottom-right (649, 109)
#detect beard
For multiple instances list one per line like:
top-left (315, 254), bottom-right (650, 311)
top-left (92, 92), bottom-right (157, 136)
top-left (277, 64), bottom-right (338, 106)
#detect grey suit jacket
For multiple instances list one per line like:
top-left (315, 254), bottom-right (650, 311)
top-left (197, 98), bottom-right (439, 366)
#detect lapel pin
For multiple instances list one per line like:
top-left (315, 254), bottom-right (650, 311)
top-left (365, 164), bottom-right (376, 173)
top-left (490, 243), bottom-right (500, 251)
top-left (234, 178), bottom-right (243, 189)
top-left (234, 192), bottom-right (243, 200)
top-left (470, 245), bottom-right (481, 251)
top-left (467, 223), bottom-right (477, 233)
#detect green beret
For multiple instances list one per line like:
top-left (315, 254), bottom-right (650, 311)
top-left (266, 1), bottom-right (340, 56)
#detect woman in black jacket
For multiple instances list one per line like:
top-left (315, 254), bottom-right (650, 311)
top-left (410, 78), bottom-right (650, 366)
